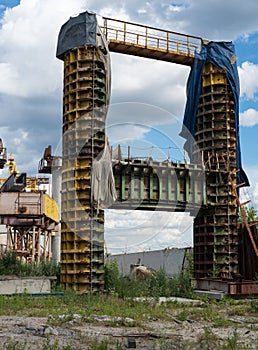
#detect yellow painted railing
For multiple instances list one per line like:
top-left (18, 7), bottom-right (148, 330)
top-left (102, 17), bottom-right (204, 58)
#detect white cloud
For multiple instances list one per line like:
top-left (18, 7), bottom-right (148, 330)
top-left (110, 54), bottom-right (189, 115)
top-left (240, 166), bottom-right (258, 212)
top-left (0, 62), bottom-right (20, 95)
top-left (0, 0), bottom-right (87, 97)
top-left (166, 0), bottom-right (258, 40)
top-left (0, 126), bottom-right (38, 176)
top-left (238, 61), bottom-right (258, 99)
top-left (105, 210), bottom-right (194, 253)
top-left (240, 108), bottom-right (258, 127)
top-left (253, 183), bottom-right (258, 208)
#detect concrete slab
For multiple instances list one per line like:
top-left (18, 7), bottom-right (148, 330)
top-left (194, 289), bottom-right (226, 300)
top-left (0, 276), bottom-right (51, 295)
top-left (133, 296), bottom-right (204, 305)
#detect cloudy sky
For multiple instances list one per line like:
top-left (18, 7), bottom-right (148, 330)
top-left (0, 0), bottom-right (258, 253)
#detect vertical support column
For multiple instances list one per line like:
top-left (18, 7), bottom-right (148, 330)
top-left (37, 228), bottom-right (41, 263)
top-left (51, 158), bottom-right (62, 263)
top-left (44, 230), bottom-right (47, 261)
top-left (57, 13), bottom-right (111, 293)
top-left (193, 63), bottom-right (238, 279)
top-left (13, 228), bottom-right (17, 250)
top-left (48, 231), bottom-right (51, 261)
top-left (32, 226), bottom-right (36, 262)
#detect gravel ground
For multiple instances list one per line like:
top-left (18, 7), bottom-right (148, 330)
top-left (0, 309), bottom-right (257, 350)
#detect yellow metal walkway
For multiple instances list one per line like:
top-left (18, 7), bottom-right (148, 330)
top-left (102, 17), bottom-right (204, 66)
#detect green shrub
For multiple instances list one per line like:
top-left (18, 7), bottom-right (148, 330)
top-left (0, 251), bottom-right (60, 281)
top-left (104, 260), bottom-right (120, 292)
top-left (104, 254), bottom-right (194, 299)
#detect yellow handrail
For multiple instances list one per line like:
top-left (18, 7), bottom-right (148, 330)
top-left (101, 17), bottom-right (204, 57)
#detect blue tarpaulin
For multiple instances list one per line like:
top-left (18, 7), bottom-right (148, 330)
top-left (180, 41), bottom-right (249, 186)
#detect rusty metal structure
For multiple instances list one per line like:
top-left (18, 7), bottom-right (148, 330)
top-left (0, 191), bottom-right (58, 262)
top-left (56, 12), bottom-right (258, 295)
top-left (0, 147), bottom-right (58, 262)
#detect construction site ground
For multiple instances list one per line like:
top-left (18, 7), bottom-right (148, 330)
top-left (0, 295), bottom-right (257, 349)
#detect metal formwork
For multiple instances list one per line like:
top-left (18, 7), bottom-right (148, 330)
top-left (60, 46), bottom-right (108, 293)
top-left (56, 12), bottom-right (253, 294)
top-left (111, 159), bottom-right (205, 213)
top-left (193, 63), bottom-right (238, 279)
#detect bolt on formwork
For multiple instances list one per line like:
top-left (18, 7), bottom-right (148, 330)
top-left (193, 63), bottom-right (238, 279)
top-left (56, 12), bottom-right (110, 293)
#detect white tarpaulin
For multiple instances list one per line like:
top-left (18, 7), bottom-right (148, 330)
top-left (91, 144), bottom-right (117, 210)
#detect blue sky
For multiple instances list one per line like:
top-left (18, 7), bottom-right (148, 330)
top-left (0, 0), bottom-right (19, 12)
top-left (0, 0), bottom-right (258, 252)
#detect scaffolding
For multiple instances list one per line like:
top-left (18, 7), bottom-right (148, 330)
top-left (60, 46), bottom-right (108, 293)
top-left (193, 63), bottom-right (238, 279)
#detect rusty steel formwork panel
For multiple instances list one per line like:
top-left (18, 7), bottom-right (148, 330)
top-left (193, 63), bottom-right (238, 279)
top-left (60, 46), bottom-right (108, 293)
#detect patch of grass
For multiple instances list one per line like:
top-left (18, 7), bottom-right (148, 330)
top-left (0, 290), bottom-right (193, 329)
top-left (87, 339), bottom-right (123, 350)
top-left (41, 337), bottom-right (76, 350)
top-left (1, 340), bottom-right (26, 350)
top-left (1, 295), bottom-right (258, 349)
top-left (197, 326), bottom-right (221, 349)
top-left (250, 299), bottom-right (258, 313)
top-left (225, 328), bottom-right (239, 350)
top-left (175, 309), bottom-right (188, 321)
top-left (212, 318), bottom-right (231, 328)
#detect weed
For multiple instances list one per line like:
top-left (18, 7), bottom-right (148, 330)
top-left (175, 309), bottom-right (188, 321)
top-left (2, 340), bottom-right (26, 350)
top-left (42, 336), bottom-right (74, 350)
top-left (104, 261), bottom-right (194, 299)
top-left (104, 260), bottom-right (120, 294)
top-left (196, 326), bottom-right (220, 349)
top-left (225, 328), bottom-right (239, 350)
top-left (250, 299), bottom-right (258, 313)
top-left (88, 339), bottom-right (123, 350)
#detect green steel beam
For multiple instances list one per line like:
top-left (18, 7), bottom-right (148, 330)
top-left (112, 160), bottom-right (206, 215)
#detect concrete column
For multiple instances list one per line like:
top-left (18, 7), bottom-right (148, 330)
top-left (51, 157), bottom-right (62, 263)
